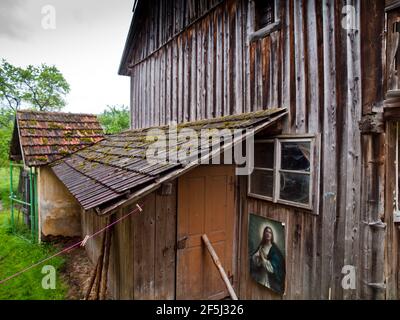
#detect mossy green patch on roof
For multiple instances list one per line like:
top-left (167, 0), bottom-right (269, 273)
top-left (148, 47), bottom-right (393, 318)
top-left (51, 108), bottom-right (287, 210)
top-left (12, 110), bottom-right (105, 167)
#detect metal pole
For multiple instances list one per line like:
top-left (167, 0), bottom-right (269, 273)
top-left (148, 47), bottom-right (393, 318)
top-left (9, 161), bottom-right (14, 233)
top-left (29, 167), bottom-right (34, 241)
top-left (33, 169), bottom-right (38, 243)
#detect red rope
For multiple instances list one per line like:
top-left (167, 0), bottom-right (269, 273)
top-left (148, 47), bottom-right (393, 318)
top-left (0, 202), bottom-right (145, 286)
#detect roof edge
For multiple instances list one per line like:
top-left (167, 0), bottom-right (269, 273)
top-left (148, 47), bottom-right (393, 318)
top-left (96, 110), bottom-right (288, 215)
top-left (118, 0), bottom-right (143, 76)
top-left (17, 109), bottom-right (99, 118)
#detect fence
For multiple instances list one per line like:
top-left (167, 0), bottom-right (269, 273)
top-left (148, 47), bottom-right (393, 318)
top-left (9, 162), bottom-right (38, 243)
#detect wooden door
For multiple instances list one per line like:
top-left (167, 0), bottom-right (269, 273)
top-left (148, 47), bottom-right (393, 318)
top-left (176, 165), bottom-right (235, 300)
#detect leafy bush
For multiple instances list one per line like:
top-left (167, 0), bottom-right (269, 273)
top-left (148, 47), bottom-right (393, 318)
top-left (98, 105), bottom-right (130, 134)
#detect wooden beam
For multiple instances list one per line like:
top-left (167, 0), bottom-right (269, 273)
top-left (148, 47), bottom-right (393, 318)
top-left (201, 234), bottom-right (238, 300)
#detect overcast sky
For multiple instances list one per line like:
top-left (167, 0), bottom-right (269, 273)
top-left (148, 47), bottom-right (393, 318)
top-left (0, 0), bottom-right (134, 114)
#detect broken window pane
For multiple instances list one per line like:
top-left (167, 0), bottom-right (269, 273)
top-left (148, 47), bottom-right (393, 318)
top-left (279, 172), bottom-right (310, 205)
top-left (281, 142), bottom-right (311, 172)
top-left (250, 169), bottom-right (274, 198)
top-left (254, 142), bottom-right (274, 168)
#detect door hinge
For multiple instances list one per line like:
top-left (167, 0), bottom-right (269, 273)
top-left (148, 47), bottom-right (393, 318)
top-left (177, 236), bottom-right (188, 250)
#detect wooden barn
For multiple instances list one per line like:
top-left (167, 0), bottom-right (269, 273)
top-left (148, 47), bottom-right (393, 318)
top-left (9, 110), bottom-right (104, 241)
top-left (52, 0), bottom-right (400, 300)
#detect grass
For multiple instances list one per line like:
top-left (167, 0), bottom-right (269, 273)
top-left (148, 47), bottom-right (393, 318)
top-left (0, 166), bottom-right (18, 209)
top-left (0, 167), bottom-right (68, 300)
top-left (0, 213), bottom-right (68, 300)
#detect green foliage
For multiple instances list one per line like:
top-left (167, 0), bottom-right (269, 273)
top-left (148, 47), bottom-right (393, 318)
top-left (0, 111), bottom-right (13, 167)
top-left (0, 59), bottom-right (70, 166)
top-left (0, 60), bottom-right (24, 111)
top-left (0, 213), bottom-right (67, 300)
top-left (98, 105), bottom-right (130, 134)
top-left (0, 167), bottom-right (19, 209)
top-left (0, 59), bottom-right (70, 112)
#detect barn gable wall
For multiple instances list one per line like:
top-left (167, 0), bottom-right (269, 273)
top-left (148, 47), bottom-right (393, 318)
top-left (112, 0), bottom-right (394, 299)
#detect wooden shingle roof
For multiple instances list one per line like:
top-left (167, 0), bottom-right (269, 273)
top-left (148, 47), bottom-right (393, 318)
top-left (52, 108), bottom-right (287, 213)
top-left (10, 110), bottom-right (104, 167)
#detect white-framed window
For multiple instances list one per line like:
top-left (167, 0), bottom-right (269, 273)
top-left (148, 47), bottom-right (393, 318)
top-left (249, 137), bottom-right (315, 210)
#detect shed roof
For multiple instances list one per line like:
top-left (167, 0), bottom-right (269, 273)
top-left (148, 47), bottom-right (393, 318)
top-left (10, 110), bottom-right (104, 167)
top-left (51, 108), bottom-right (287, 214)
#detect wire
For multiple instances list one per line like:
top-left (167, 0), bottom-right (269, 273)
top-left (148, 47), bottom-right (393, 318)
top-left (0, 202), bottom-right (145, 286)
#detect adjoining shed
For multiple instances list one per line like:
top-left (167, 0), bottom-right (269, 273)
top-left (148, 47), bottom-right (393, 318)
top-left (52, 108), bottom-right (288, 299)
top-left (9, 110), bottom-right (104, 241)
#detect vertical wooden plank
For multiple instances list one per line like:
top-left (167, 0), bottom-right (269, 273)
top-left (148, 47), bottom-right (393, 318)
top-left (196, 22), bottom-right (203, 121)
top-left (172, 38), bottom-right (179, 123)
top-left (151, 56), bottom-right (155, 127)
top-left (154, 183), bottom-right (177, 299)
top-left (183, 33), bottom-right (190, 123)
top-left (244, 0), bottom-right (252, 113)
top-left (294, 0), bottom-right (306, 133)
top-left (144, 59), bottom-right (150, 128)
top-left (178, 35), bottom-right (185, 123)
top-left (160, 50), bottom-right (166, 126)
top-left (341, 0), bottom-right (362, 300)
top-left (207, 16), bottom-right (214, 118)
top-left (234, 1), bottom-right (243, 114)
top-left (269, 31), bottom-right (280, 109)
top-left (306, 0), bottom-right (320, 134)
top-left (249, 40), bottom-right (256, 112)
top-left (190, 28), bottom-right (197, 122)
top-left (133, 193), bottom-right (156, 299)
top-left (216, 9), bottom-right (223, 117)
top-left (320, 0), bottom-right (338, 299)
top-left (121, 208), bottom-right (134, 299)
top-left (360, 0), bottom-right (385, 115)
top-left (223, 4), bottom-right (230, 116)
top-left (255, 41), bottom-right (262, 111)
top-left (261, 37), bottom-right (271, 109)
top-left (154, 55), bottom-right (160, 126)
top-left (166, 44), bottom-right (172, 125)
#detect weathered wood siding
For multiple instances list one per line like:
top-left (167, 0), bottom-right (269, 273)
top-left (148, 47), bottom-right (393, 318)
top-left (129, 0), bottom-right (284, 127)
top-left (119, 0), bottom-right (395, 300)
top-left (81, 183), bottom-right (177, 300)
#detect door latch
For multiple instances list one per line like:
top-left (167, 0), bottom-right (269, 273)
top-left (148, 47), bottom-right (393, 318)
top-left (177, 236), bottom-right (188, 250)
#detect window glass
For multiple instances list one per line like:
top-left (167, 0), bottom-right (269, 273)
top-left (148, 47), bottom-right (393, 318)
top-left (281, 142), bottom-right (311, 172)
top-left (279, 172), bottom-right (310, 204)
top-left (250, 169), bottom-right (274, 198)
top-left (255, 0), bottom-right (275, 29)
top-left (249, 138), bottom-right (314, 209)
top-left (254, 142), bottom-right (274, 168)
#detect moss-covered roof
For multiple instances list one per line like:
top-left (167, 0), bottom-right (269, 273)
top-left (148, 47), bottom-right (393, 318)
top-left (10, 110), bottom-right (104, 166)
top-left (52, 108), bottom-right (287, 211)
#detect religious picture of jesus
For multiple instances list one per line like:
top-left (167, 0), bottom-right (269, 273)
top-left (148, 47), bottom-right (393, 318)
top-left (249, 214), bottom-right (286, 295)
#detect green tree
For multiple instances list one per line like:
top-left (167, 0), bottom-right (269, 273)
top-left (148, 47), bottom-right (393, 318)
top-left (0, 59), bottom-right (70, 112)
top-left (0, 59), bottom-right (70, 166)
top-left (0, 110), bottom-right (13, 167)
top-left (98, 105), bottom-right (130, 134)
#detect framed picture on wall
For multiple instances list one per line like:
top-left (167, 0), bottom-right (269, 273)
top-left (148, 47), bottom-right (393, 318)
top-left (248, 214), bottom-right (286, 295)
